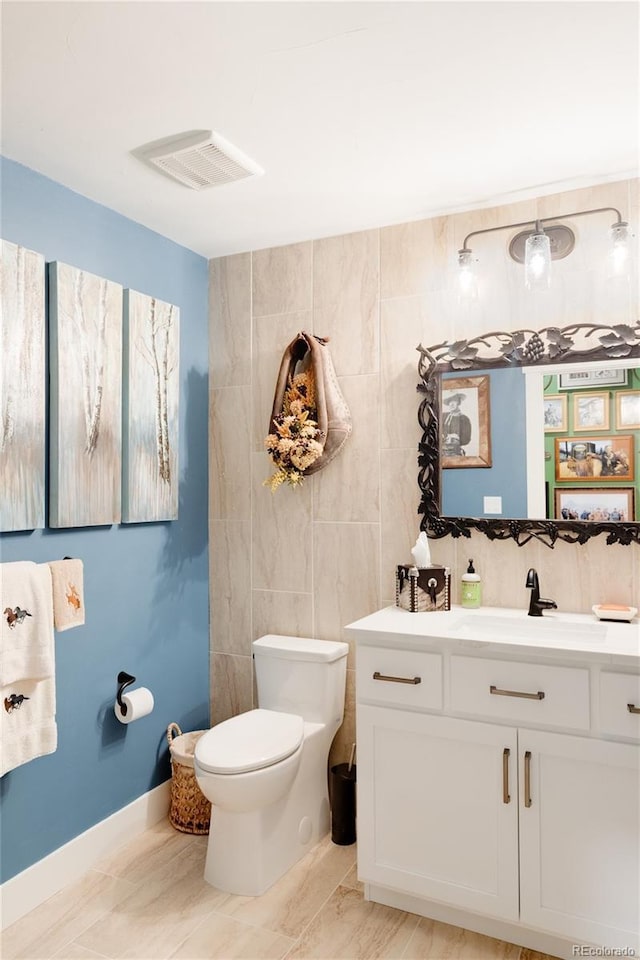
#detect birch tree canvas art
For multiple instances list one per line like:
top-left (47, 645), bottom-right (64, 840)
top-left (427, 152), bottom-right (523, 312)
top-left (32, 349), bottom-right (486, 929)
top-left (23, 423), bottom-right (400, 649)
top-left (0, 240), bottom-right (46, 531)
top-left (49, 262), bottom-right (123, 527)
top-left (122, 290), bottom-right (179, 522)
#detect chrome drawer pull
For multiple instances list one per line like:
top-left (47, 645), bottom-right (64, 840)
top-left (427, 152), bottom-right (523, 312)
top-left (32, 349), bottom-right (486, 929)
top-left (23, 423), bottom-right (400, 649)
top-left (627, 703), bottom-right (640, 715)
top-left (373, 671), bottom-right (422, 685)
top-left (490, 685), bottom-right (545, 701)
top-left (524, 750), bottom-right (532, 808)
top-left (502, 748), bottom-right (511, 804)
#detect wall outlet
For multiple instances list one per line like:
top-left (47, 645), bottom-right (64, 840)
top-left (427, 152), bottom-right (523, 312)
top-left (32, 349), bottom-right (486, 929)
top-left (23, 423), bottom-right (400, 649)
top-left (483, 496), bottom-right (502, 514)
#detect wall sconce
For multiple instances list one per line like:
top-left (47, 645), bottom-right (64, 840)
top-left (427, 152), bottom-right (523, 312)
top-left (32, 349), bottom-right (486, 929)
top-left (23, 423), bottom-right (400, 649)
top-left (457, 206), bottom-right (632, 296)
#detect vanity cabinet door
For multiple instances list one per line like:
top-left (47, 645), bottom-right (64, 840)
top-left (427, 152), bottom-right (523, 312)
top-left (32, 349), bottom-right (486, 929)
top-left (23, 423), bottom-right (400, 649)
top-left (357, 705), bottom-right (519, 921)
top-left (519, 729), bottom-right (640, 952)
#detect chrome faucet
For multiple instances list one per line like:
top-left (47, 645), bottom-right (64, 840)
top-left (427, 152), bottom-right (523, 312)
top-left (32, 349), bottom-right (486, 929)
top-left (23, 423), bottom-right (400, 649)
top-left (526, 568), bottom-right (558, 617)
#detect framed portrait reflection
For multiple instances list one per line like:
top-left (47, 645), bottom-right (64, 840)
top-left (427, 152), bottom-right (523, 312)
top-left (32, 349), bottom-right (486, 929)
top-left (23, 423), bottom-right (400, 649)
top-left (441, 375), bottom-right (492, 469)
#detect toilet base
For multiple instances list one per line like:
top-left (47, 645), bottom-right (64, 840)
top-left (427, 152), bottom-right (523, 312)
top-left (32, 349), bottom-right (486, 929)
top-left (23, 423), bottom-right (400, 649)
top-left (203, 723), bottom-right (331, 896)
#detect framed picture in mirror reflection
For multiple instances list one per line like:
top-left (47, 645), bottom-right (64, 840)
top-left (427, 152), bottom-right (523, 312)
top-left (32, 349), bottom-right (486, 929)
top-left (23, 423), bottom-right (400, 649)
top-left (441, 375), bottom-right (492, 469)
top-left (573, 392), bottom-right (610, 432)
top-left (544, 394), bottom-right (568, 432)
top-left (558, 368), bottom-right (627, 390)
top-left (555, 436), bottom-right (634, 483)
top-left (555, 488), bottom-right (635, 522)
top-left (615, 390), bottom-right (640, 430)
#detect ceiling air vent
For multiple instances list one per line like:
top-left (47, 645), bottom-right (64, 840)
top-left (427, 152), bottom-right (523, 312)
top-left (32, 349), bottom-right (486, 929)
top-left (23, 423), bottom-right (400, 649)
top-left (132, 130), bottom-right (264, 190)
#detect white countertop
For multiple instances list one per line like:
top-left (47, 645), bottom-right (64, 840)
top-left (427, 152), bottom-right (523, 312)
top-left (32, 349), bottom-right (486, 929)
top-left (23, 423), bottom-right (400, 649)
top-left (346, 604), bottom-right (640, 666)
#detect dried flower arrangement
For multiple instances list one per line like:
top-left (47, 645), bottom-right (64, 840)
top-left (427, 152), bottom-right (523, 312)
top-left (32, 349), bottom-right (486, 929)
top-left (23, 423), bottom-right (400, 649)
top-left (264, 370), bottom-right (325, 491)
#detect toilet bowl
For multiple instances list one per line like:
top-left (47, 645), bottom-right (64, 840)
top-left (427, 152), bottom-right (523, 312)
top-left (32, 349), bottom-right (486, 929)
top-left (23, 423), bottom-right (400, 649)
top-left (194, 635), bottom-right (348, 896)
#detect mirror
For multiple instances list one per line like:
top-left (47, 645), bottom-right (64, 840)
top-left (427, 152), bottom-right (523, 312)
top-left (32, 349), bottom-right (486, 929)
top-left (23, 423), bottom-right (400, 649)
top-left (417, 322), bottom-right (640, 547)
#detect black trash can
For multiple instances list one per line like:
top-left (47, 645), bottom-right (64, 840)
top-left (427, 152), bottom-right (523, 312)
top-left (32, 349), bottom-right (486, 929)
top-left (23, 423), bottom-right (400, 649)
top-left (329, 763), bottom-right (356, 845)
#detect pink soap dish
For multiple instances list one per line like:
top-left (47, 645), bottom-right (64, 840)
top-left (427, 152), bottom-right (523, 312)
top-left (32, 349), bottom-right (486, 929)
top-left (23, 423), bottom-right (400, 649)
top-left (592, 604), bottom-right (637, 623)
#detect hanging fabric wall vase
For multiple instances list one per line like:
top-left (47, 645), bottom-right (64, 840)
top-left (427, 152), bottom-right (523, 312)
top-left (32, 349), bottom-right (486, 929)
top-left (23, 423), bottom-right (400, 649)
top-left (264, 332), bottom-right (352, 490)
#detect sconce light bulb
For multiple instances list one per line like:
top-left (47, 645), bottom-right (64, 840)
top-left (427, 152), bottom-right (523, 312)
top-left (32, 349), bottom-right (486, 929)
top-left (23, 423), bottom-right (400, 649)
top-left (457, 249), bottom-right (478, 300)
top-left (528, 251), bottom-right (547, 278)
top-left (524, 231), bottom-right (551, 290)
top-left (608, 221), bottom-right (631, 276)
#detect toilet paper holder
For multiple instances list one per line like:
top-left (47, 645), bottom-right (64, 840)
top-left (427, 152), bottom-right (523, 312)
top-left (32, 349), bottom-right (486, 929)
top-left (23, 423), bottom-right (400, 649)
top-left (116, 671), bottom-right (136, 717)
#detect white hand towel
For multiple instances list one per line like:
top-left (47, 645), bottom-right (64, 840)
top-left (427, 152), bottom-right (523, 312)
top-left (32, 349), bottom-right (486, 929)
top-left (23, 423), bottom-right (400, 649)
top-left (47, 559), bottom-right (85, 631)
top-left (0, 562), bottom-right (55, 686)
top-left (0, 677), bottom-right (57, 776)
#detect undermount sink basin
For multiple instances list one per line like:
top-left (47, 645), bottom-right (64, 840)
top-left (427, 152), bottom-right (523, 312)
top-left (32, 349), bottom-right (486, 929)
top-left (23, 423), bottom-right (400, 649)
top-left (451, 614), bottom-right (607, 644)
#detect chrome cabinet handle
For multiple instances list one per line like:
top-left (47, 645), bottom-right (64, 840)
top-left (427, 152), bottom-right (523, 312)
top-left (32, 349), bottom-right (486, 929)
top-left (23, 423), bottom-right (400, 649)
top-left (524, 750), bottom-right (532, 808)
top-left (502, 748), bottom-right (510, 804)
top-left (372, 671), bottom-right (422, 685)
top-left (490, 685), bottom-right (545, 701)
top-left (627, 703), bottom-right (640, 715)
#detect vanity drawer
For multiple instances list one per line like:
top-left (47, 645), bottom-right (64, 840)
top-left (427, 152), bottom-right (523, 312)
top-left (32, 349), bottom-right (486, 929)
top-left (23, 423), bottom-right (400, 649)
top-left (357, 646), bottom-right (442, 710)
top-left (450, 656), bottom-right (590, 730)
top-left (599, 673), bottom-right (640, 741)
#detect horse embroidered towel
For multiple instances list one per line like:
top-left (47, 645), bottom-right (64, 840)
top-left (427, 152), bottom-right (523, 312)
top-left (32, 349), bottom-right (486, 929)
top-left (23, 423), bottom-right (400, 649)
top-left (47, 559), bottom-right (85, 631)
top-left (1, 676), bottom-right (57, 776)
top-left (0, 561), bottom-right (55, 686)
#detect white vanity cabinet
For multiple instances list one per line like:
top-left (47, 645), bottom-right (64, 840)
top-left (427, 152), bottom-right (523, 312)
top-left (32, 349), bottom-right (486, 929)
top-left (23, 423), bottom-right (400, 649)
top-left (358, 706), bottom-right (520, 920)
top-left (518, 728), bottom-right (639, 948)
top-left (349, 607), bottom-right (640, 960)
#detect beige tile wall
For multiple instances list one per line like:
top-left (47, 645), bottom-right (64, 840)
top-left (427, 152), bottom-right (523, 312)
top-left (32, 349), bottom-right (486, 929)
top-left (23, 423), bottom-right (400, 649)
top-left (209, 179), bottom-right (639, 764)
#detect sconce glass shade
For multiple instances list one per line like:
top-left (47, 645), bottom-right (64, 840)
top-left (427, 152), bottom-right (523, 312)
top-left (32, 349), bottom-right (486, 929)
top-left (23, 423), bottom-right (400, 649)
top-left (457, 249), bottom-right (478, 300)
top-left (608, 221), bottom-right (631, 276)
top-left (524, 230), bottom-right (551, 289)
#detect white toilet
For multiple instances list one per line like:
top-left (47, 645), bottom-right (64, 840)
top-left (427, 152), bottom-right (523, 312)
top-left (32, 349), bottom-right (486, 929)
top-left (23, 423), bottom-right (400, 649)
top-left (194, 634), bottom-right (348, 896)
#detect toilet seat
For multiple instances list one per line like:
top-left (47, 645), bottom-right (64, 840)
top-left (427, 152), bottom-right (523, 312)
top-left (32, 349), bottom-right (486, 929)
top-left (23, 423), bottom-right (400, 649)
top-left (195, 708), bottom-right (304, 775)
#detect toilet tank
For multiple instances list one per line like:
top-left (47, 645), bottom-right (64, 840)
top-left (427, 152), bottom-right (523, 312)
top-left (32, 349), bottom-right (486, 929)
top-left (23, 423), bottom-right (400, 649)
top-left (253, 635), bottom-right (348, 725)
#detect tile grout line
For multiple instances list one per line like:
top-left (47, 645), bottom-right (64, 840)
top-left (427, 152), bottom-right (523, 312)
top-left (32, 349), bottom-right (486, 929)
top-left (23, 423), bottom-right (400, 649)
top-left (58, 937), bottom-right (112, 960)
top-left (391, 910), bottom-right (423, 960)
top-left (60, 835), bottom-right (201, 956)
top-left (180, 839), bottom-right (357, 949)
top-left (173, 904), bottom-right (298, 957)
top-left (90, 832), bottom-right (199, 883)
top-left (277, 854), bottom-right (359, 957)
top-left (164, 908), bottom-right (217, 960)
top-left (4, 868), bottom-right (135, 960)
top-left (200, 850), bottom-right (359, 951)
top-left (199, 903), bottom-right (291, 935)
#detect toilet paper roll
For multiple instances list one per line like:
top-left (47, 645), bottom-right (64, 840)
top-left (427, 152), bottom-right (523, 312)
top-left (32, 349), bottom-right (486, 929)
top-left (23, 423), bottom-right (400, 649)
top-left (114, 687), bottom-right (154, 724)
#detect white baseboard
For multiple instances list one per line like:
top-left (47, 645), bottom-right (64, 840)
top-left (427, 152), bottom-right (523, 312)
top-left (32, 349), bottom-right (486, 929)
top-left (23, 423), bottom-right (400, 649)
top-left (1, 780), bottom-right (170, 929)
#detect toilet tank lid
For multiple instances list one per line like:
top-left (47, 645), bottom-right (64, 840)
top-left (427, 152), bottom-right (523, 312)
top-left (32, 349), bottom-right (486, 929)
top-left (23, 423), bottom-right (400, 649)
top-left (253, 635), bottom-right (348, 662)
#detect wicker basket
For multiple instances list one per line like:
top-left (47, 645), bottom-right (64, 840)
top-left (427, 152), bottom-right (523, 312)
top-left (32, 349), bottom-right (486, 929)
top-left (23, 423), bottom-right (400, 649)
top-left (167, 722), bottom-right (211, 835)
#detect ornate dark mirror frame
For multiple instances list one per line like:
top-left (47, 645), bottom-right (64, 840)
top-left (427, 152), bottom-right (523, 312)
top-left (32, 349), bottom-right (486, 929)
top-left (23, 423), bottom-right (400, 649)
top-left (417, 322), bottom-right (640, 548)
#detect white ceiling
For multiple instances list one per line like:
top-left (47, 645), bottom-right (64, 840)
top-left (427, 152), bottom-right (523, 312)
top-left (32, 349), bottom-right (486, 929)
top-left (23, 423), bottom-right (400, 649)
top-left (2, 1), bottom-right (638, 259)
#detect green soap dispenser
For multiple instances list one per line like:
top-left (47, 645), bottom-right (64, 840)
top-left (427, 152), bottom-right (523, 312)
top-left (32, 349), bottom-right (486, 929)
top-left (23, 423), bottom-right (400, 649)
top-left (461, 559), bottom-right (482, 609)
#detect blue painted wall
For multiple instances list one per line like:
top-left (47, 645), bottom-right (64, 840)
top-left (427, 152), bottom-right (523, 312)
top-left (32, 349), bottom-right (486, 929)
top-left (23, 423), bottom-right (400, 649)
top-left (0, 157), bottom-right (210, 882)
top-left (442, 367), bottom-right (527, 518)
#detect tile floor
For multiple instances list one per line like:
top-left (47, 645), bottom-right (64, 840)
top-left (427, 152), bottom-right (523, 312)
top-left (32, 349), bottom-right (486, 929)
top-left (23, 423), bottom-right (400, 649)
top-left (2, 820), bottom-right (559, 960)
